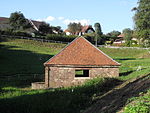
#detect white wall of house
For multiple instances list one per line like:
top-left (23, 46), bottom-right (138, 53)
top-left (66, 32), bottom-right (71, 35)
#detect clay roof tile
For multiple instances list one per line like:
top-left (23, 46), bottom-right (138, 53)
top-left (44, 37), bottom-right (120, 66)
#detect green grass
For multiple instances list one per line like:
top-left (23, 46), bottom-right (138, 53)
top-left (0, 77), bottom-right (121, 113)
top-left (123, 89), bottom-right (150, 113)
top-left (0, 38), bottom-right (150, 113)
top-left (0, 39), bottom-right (65, 75)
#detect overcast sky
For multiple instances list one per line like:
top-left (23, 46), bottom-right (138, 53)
top-left (0, 0), bottom-right (138, 33)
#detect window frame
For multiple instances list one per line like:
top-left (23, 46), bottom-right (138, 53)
top-left (75, 69), bottom-right (90, 78)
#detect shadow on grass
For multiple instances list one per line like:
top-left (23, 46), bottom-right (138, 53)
top-left (114, 58), bottom-right (136, 61)
top-left (0, 78), bottom-right (122, 113)
top-left (119, 70), bottom-right (134, 76)
top-left (0, 44), bottom-right (53, 76)
top-left (119, 68), bottom-right (148, 77)
top-left (0, 44), bottom-right (54, 89)
top-left (84, 74), bottom-right (150, 113)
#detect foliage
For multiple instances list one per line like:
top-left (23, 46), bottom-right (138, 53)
top-left (9, 11), bottom-right (30, 30)
top-left (51, 26), bottom-right (63, 34)
top-left (46, 34), bottom-right (76, 42)
top-left (39, 23), bottom-right (63, 35)
top-left (123, 89), bottom-right (150, 113)
top-left (0, 29), bottom-right (32, 37)
top-left (94, 23), bottom-right (103, 46)
top-left (122, 28), bottom-right (133, 46)
top-left (39, 22), bottom-right (53, 35)
top-left (133, 0), bottom-right (150, 47)
top-left (106, 30), bottom-right (121, 37)
top-left (67, 22), bottom-right (82, 35)
top-left (0, 76), bottom-right (121, 113)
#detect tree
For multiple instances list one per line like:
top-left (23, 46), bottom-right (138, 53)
top-left (68, 22), bottom-right (82, 35)
top-left (9, 11), bottom-right (29, 30)
top-left (94, 23), bottom-right (103, 46)
top-left (39, 22), bottom-right (53, 34)
top-left (122, 28), bottom-right (133, 46)
top-left (133, 0), bottom-right (150, 47)
top-left (106, 30), bottom-right (121, 44)
top-left (106, 30), bottom-right (121, 37)
top-left (51, 26), bottom-right (63, 34)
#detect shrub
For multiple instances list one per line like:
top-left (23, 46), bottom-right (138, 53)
top-left (46, 34), bottom-right (76, 42)
top-left (124, 90), bottom-right (150, 113)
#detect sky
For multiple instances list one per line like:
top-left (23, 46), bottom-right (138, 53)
top-left (0, 0), bottom-right (138, 34)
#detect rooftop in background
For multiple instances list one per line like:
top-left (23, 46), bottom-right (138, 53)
top-left (117, 34), bottom-right (124, 38)
top-left (0, 17), bottom-right (44, 32)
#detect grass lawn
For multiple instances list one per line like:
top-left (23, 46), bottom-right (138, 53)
top-left (123, 89), bottom-right (150, 113)
top-left (0, 38), bottom-right (150, 113)
top-left (0, 39), bottom-right (65, 75)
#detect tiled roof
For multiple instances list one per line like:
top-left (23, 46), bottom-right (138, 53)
top-left (64, 29), bottom-right (71, 33)
top-left (81, 25), bottom-right (94, 33)
top-left (31, 20), bottom-right (44, 29)
top-left (64, 25), bottom-right (94, 34)
top-left (45, 37), bottom-right (120, 66)
top-left (118, 34), bottom-right (124, 37)
top-left (0, 17), bottom-right (8, 21)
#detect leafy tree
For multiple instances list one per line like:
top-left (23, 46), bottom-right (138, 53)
top-left (122, 28), bottom-right (133, 46)
top-left (132, 0), bottom-right (150, 47)
top-left (39, 22), bottom-right (53, 34)
top-left (9, 11), bottom-right (29, 30)
top-left (94, 23), bottom-right (103, 46)
top-left (106, 30), bottom-right (121, 43)
top-left (106, 30), bottom-right (121, 37)
top-left (68, 22), bottom-right (82, 35)
top-left (51, 26), bottom-right (63, 34)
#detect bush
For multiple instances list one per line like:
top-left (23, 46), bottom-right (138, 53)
top-left (124, 90), bottom-right (150, 113)
top-left (13, 31), bottom-right (32, 37)
top-left (0, 29), bottom-right (31, 37)
top-left (46, 34), bottom-right (76, 42)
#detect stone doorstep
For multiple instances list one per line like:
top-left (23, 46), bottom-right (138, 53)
top-left (31, 82), bottom-right (47, 89)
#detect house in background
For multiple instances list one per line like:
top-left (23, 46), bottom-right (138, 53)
top-left (113, 34), bottom-right (125, 45)
top-left (0, 17), bottom-right (44, 33)
top-left (0, 17), bottom-right (10, 30)
top-left (32, 37), bottom-right (120, 89)
top-left (64, 25), bottom-right (95, 35)
top-left (64, 29), bottom-right (72, 35)
top-left (81, 25), bottom-right (95, 35)
top-left (113, 34), bottom-right (138, 45)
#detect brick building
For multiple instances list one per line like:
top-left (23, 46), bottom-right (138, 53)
top-left (32, 37), bottom-right (120, 89)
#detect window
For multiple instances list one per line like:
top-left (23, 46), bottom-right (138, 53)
top-left (75, 70), bottom-right (89, 77)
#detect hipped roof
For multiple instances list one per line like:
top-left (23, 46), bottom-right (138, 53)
top-left (44, 37), bottom-right (120, 66)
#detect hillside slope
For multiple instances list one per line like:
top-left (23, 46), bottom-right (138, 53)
top-left (84, 74), bottom-right (150, 113)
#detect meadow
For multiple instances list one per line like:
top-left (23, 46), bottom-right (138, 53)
top-left (0, 38), bottom-right (150, 113)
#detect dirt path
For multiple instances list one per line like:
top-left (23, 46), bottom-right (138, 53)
top-left (84, 74), bottom-right (150, 113)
